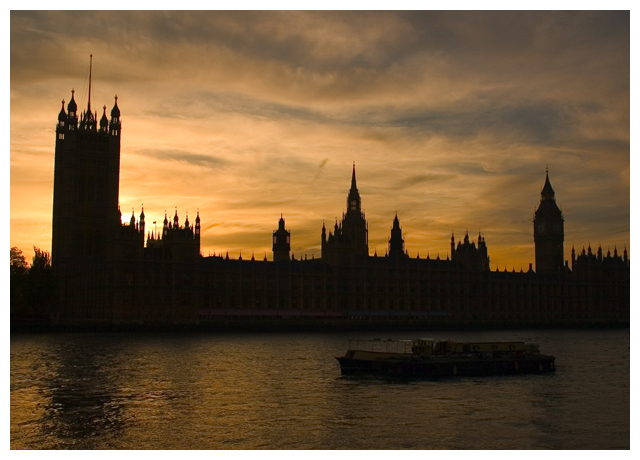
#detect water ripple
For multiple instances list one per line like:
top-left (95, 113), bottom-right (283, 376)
top-left (11, 329), bottom-right (630, 449)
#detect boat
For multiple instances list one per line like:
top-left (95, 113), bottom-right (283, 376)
top-left (336, 338), bottom-right (556, 378)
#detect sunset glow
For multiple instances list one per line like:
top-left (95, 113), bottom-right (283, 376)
top-left (10, 11), bottom-right (630, 268)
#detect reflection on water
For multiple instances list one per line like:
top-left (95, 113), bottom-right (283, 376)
top-left (10, 329), bottom-right (629, 449)
top-left (11, 337), bottom-right (129, 449)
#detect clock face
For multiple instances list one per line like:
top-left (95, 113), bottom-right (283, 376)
top-left (553, 222), bottom-right (561, 232)
top-left (536, 222), bottom-right (545, 233)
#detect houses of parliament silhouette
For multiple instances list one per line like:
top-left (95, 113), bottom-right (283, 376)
top-left (50, 64), bottom-right (629, 329)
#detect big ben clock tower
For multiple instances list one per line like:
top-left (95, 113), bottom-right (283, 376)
top-left (533, 168), bottom-right (565, 273)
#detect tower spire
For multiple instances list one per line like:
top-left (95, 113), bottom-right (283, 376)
top-left (541, 166), bottom-right (555, 201)
top-left (347, 163), bottom-right (361, 214)
top-left (87, 54), bottom-right (93, 114)
top-left (351, 162), bottom-right (357, 191)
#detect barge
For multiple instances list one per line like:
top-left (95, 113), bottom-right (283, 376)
top-left (336, 338), bottom-right (555, 378)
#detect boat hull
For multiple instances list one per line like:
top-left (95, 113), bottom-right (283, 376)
top-left (336, 355), bottom-right (556, 378)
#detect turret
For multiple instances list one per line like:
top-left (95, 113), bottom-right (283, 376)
top-left (139, 206), bottom-right (145, 235)
top-left (388, 213), bottom-right (407, 259)
top-left (109, 95), bottom-right (121, 137)
top-left (56, 100), bottom-right (68, 142)
top-left (163, 211), bottom-right (169, 235)
top-left (67, 89), bottom-right (78, 126)
top-left (272, 214), bottom-right (291, 262)
top-left (58, 100), bottom-right (67, 125)
top-left (321, 221), bottom-right (326, 253)
top-left (100, 105), bottom-right (109, 132)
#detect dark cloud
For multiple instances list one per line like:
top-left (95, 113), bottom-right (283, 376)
top-left (573, 139), bottom-right (630, 158)
top-left (311, 158), bottom-right (329, 184)
top-left (397, 11), bottom-right (629, 70)
top-left (13, 11), bottom-right (628, 85)
top-left (135, 148), bottom-right (228, 169)
top-left (389, 174), bottom-right (454, 190)
top-left (138, 11), bottom-right (409, 71)
top-left (149, 87), bottom-right (586, 147)
top-left (147, 90), bottom-right (333, 124)
top-left (364, 98), bottom-right (577, 145)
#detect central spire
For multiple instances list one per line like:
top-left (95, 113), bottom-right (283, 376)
top-left (351, 162), bottom-right (357, 191)
top-left (347, 162), bottom-right (361, 214)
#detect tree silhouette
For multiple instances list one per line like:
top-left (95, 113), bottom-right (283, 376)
top-left (10, 246), bottom-right (57, 320)
top-left (31, 246), bottom-right (51, 271)
top-left (25, 247), bottom-right (55, 316)
top-left (10, 247), bottom-right (29, 276)
top-left (10, 247), bottom-right (28, 311)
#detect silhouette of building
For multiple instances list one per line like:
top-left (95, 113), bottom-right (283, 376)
top-left (321, 163), bottom-right (369, 266)
top-left (47, 66), bottom-right (630, 329)
top-left (388, 213), bottom-right (407, 260)
top-left (534, 167), bottom-right (565, 273)
top-left (451, 230), bottom-right (490, 272)
top-left (272, 215), bottom-right (291, 262)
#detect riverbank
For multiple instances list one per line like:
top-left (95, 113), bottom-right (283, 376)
top-left (10, 315), bottom-right (630, 333)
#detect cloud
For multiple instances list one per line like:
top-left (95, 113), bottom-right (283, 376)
top-left (9, 11), bottom-right (629, 269)
top-left (386, 174), bottom-right (454, 191)
top-left (311, 158), bottom-right (329, 184)
top-left (134, 148), bottom-right (229, 170)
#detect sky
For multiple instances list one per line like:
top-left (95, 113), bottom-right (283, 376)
top-left (9, 9), bottom-right (631, 270)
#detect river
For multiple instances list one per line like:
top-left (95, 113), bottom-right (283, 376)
top-left (10, 328), bottom-right (629, 449)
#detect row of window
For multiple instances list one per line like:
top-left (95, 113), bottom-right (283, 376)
top-left (58, 121), bottom-right (119, 135)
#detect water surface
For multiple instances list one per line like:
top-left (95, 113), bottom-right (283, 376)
top-left (10, 328), bottom-right (629, 449)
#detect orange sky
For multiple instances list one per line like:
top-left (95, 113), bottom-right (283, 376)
top-left (9, 11), bottom-right (630, 269)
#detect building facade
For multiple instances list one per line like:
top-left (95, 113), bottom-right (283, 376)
top-left (49, 76), bottom-right (630, 329)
